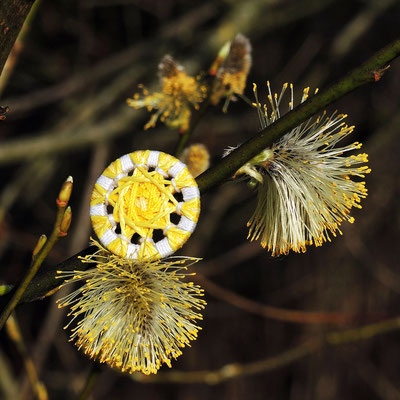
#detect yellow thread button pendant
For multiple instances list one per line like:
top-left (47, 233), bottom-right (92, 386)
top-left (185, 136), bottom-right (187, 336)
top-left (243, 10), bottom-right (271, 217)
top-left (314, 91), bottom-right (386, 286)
top-left (90, 150), bottom-right (200, 260)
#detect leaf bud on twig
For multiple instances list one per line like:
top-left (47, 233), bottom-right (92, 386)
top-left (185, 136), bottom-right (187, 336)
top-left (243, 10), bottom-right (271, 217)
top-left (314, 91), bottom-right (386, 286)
top-left (56, 176), bottom-right (73, 208)
top-left (59, 206), bottom-right (72, 237)
top-left (32, 234), bottom-right (47, 260)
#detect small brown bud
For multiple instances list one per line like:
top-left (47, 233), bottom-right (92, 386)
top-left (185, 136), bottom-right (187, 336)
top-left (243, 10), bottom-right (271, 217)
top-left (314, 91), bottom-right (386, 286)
top-left (209, 41), bottom-right (231, 76)
top-left (56, 176), bottom-right (73, 208)
top-left (32, 234), bottom-right (47, 259)
top-left (0, 106), bottom-right (9, 121)
top-left (59, 206), bottom-right (72, 236)
top-left (373, 65), bottom-right (390, 82)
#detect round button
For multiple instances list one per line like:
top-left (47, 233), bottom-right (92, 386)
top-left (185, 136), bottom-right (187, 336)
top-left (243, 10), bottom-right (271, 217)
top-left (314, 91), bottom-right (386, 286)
top-left (90, 150), bottom-right (201, 260)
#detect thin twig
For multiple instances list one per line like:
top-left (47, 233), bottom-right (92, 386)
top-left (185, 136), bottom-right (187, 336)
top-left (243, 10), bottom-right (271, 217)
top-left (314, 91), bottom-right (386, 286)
top-left (18, 144), bottom-right (110, 400)
top-left (5, 314), bottom-right (48, 400)
top-left (330, 0), bottom-right (397, 58)
top-left (0, 180), bottom-right (70, 330)
top-left (0, 102), bottom-right (136, 165)
top-left (132, 315), bottom-right (400, 384)
top-left (196, 38), bottom-right (400, 192)
top-left (193, 242), bottom-right (263, 276)
top-left (196, 274), bottom-right (387, 325)
top-left (78, 365), bottom-right (102, 400)
top-left (174, 76), bottom-right (215, 157)
top-left (0, 349), bottom-right (18, 398)
top-left (353, 357), bottom-right (400, 400)
top-left (3, 3), bottom-right (217, 114)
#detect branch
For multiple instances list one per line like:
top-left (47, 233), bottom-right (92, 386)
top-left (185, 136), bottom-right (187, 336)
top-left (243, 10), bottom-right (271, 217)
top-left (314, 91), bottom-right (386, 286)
top-left (0, 178), bottom-right (73, 330)
top-left (5, 314), bottom-right (48, 399)
top-left (0, 107), bottom-right (137, 165)
top-left (174, 75), bottom-right (216, 157)
top-left (196, 38), bottom-right (400, 192)
top-left (195, 275), bottom-right (387, 325)
top-left (1, 38), bottom-right (400, 306)
top-left (0, 0), bottom-right (41, 95)
top-left (132, 316), bottom-right (400, 384)
top-left (0, 0), bottom-right (35, 77)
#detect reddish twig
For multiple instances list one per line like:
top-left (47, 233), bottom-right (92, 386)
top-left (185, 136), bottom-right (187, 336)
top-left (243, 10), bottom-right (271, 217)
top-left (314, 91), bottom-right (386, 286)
top-left (195, 275), bottom-right (387, 325)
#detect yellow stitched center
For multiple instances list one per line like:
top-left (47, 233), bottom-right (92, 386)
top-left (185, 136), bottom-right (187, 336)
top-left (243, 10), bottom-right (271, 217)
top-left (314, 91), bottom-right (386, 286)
top-left (107, 167), bottom-right (178, 242)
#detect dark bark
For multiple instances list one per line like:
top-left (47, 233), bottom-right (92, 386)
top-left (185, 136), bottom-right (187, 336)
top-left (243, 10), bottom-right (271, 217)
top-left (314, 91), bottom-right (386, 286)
top-left (0, 0), bottom-right (34, 77)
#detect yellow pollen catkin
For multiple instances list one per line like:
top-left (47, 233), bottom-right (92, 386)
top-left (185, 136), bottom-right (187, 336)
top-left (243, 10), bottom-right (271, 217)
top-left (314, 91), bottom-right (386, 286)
top-left (57, 243), bottom-right (206, 375)
top-left (234, 82), bottom-right (370, 256)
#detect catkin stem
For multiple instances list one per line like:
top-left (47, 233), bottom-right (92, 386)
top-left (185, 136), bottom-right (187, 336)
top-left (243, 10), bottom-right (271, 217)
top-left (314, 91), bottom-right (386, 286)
top-left (0, 202), bottom-right (66, 330)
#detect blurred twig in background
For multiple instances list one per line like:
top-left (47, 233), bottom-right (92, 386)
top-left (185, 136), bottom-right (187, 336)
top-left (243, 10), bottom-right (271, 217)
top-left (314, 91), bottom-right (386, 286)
top-left (132, 315), bottom-right (400, 385)
top-left (5, 314), bottom-right (48, 400)
top-left (1, 1), bottom-right (400, 399)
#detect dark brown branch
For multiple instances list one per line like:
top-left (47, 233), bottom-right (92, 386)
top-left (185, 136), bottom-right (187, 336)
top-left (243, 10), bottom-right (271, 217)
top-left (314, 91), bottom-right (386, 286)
top-left (132, 316), bottom-right (400, 384)
top-left (195, 275), bottom-right (387, 325)
top-left (196, 38), bottom-right (400, 192)
top-left (0, 0), bottom-right (34, 77)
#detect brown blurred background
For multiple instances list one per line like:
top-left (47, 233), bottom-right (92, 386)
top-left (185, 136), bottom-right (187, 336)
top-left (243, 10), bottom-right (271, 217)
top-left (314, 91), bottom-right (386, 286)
top-left (1, 0), bottom-right (400, 399)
